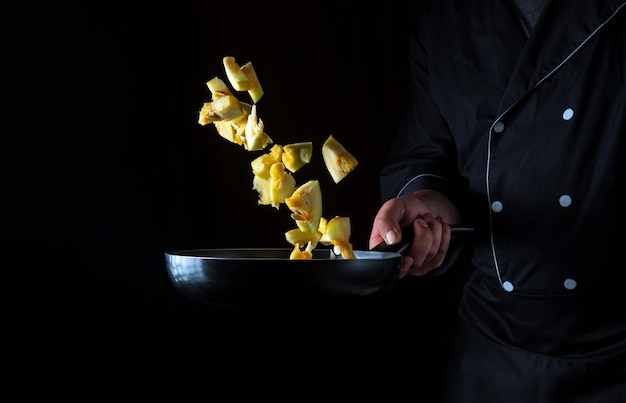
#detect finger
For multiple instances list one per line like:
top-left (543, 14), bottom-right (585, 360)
top-left (398, 256), bottom-right (414, 278)
top-left (423, 213), bottom-right (444, 263)
top-left (369, 198), bottom-right (408, 248)
top-left (430, 216), bottom-right (452, 268)
top-left (407, 215), bottom-right (436, 267)
top-left (406, 216), bottom-right (453, 276)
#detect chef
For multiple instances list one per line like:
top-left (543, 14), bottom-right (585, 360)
top-left (368, 0), bottom-right (626, 401)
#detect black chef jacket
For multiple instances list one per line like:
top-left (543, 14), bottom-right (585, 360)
top-left (380, 0), bottom-right (626, 401)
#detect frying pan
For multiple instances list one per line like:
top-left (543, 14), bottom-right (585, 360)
top-left (165, 225), bottom-right (474, 307)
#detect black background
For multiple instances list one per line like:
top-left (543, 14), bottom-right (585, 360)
top-left (2, 1), bottom-right (471, 401)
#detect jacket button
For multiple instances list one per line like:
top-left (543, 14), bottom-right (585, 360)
top-left (491, 200), bottom-right (503, 212)
top-left (502, 281), bottom-right (514, 292)
top-left (562, 108), bottom-right (575, 120)
top-left (559, 195), bottom-right (572, 207)
top-left (493, 121), bottom-right (505, 133)
top-left (564, 278), bottom-right (577, 290)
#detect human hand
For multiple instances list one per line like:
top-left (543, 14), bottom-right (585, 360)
top-left (368, 189), bottom-right (461, 278)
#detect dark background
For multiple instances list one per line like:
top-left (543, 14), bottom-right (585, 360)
top-left (2, 1), bottom-right (471, 401)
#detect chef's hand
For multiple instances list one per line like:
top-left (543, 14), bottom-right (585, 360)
top-left (369, 189), bottom-right (461, 278)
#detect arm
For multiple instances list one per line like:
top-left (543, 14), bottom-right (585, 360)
top-left (369, 14), bottom-right (466, 278)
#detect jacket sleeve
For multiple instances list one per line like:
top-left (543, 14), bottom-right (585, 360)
top-left (380, 16), bottom-right (465, 205)
top-left (380, 14), bottom-right (468, 276)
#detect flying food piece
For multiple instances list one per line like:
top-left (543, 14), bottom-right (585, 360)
top-left (252, 161), bottom-right (296, 209)
top-left (240, 61), bottom-right (264, 103)
top-left (251, 144), bottom-right (283, 179)
top-left (282, 142), bottom-right (313, 173)
top-left (319, 216), bottom-right (356, 259)
top-left (244, 104), bottom-right (272, 151)
top-left (197, 95), bottom-right (246, 126)
top-left (269, 162), bottom-right (296, 208)
top-left (285, 228), bottom-right (321, 250)
top-left (223, 56), bottom-right (250, 91)
top-left (285, 180), bottom-right (323, 233)
top-left (322, 135), bottom-right (358, 183)
top-left (286, 227), bottom-right (321, 260)
top-left (206, 77), bottom-right (233, 97)
top-left (289, 241), bottom-right (315, 260)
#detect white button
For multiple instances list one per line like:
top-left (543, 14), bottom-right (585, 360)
top-left (562, 108), bottom-right (575, 120)
top-left (491, 201), bottom-right (503, 212)
top-left (559, 195), bottom-right (572, 207)
top-left (502, 281), bottom-right (514, 292)
top-left (564, 278), bottom-right (577, 290)
top-left (493, 121), bottom-right (505, 133)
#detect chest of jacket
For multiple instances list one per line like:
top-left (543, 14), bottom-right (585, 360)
top-left (418, 0), bottom-right (626, 294)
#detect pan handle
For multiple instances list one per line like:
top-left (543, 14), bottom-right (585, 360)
top-left (371, 224), bottom-right (474, 254)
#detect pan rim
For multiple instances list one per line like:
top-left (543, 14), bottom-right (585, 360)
top-left (164, 248), bottom-right (401, 261)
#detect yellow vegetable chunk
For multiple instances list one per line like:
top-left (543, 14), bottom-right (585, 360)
top-left (282, 142), bottom-right (313, 173)
top-left (289, 242), bottom-right (314, 260)
top-left (206, 77), bottom-right (233, 97)
top-left (252, 175), bottom-right (272, 206)
top-left (223, 56), bottom-right (250, 91)
top-left (269, 162), bottom-right (296, 208)
top-left (317, 217), bottom-right (328, 234)
top-left (319, 216), bottom-right (355, 259)
top-left (322, 135), bottom-right (358, 183)
top-left (244, 104), bottom-right (272, 151)
top-left (284, 228), bottom-right (321, 249)
top-left (285, 180), bottom-right (323, 233)
top-left (241, 61), bottom-right (264, 103)
top-left (198, 102), bottom-right (219, 126)
top-left (211, 95), bottom-right (246, 121)
top-left (251, 144), bottom-right (283, 179)
top-left (230, 113), bottom-right (250, 145)
top-left (213, 120), bottom-right (238, 144)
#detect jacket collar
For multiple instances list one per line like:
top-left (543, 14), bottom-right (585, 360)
top-left (498, 0), bottom-right (626, 115)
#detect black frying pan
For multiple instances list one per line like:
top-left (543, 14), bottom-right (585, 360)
top-left (165, 225), bottom-right (474, 307)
